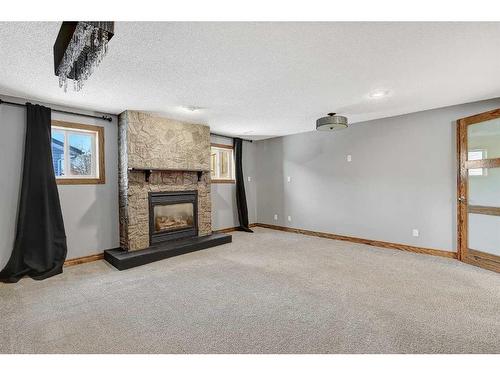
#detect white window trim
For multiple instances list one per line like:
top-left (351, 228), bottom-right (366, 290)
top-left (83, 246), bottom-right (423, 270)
top-left (53, 126), bottom-right (99, 179)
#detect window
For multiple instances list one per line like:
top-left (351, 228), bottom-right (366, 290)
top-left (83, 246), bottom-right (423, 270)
top-left (51, 120), bottom-right (105, 184)
top-left (210, 144), bottom-right (235, 183)
top-left (468, 149), bottom-right (488, 177)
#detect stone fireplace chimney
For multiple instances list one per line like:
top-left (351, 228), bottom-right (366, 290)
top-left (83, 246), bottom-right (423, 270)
top-left (118, 110), bottom-right (212, 251)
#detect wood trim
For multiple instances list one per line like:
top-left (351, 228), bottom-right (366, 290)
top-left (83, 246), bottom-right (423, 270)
top-left (56, 178), bottom-right (104, 185)
top-left (254, 223), bottom-right (457, 259)
top-left (52, 120), bottom-right (103, 133)
top-left (211, 143), bottom-right (234, 149)
top-left (457, 108), bottom-right (500, 267)
top-left (468, 248), bottom-right (500, 263)
top-left (98, 122), bottom-right (105, 183)
top-left (213, 227), bottom-right (240, 234)
top-left (466, 158), bottom-right (500, 169)
top-left (457, 118), bottom-right (468, 261)
top-left (460, 108), bottom-right (500, 126)
top-left (64, 253), bottom-right (104, 267)
top-left (213, 224), bottom-right (257, 234)
top-left (468, 205), bottom-right (500, 216)
top-left (211, 179), bottom-right (236, 184)
top-left (52, 120), bottom-right (106, 185)
top-left (464, 249), bottom-right (500, 273)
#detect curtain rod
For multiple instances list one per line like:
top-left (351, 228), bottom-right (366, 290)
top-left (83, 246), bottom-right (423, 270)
top-left (1, 100), bottom-right (254, 137)
top-left (210, 132), bottom-right (253, 143)
top-left (0, 99), bottom-right (113, 122)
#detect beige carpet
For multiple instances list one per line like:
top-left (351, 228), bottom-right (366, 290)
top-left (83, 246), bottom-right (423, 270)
top-left (1, 227), bottom-right (499, 354)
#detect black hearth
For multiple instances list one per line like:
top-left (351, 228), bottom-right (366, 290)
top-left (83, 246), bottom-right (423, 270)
top-left (149, 191), bottom-right (198, 245)
top-left (105, 190), bottom-right (232, 271)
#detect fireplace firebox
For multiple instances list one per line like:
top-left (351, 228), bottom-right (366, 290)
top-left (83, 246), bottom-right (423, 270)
top-left (149, 191), bottom-right (198, 245)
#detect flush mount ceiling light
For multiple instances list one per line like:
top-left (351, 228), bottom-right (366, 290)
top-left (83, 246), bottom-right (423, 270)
top-left (368, 89), bottom-right (391, 99)
top-left (179, 105), bottom-right (203, 112)
top-left (316, 113), bottom-right (348, 131)
top-left (54, 21), bottom-right (115, 92)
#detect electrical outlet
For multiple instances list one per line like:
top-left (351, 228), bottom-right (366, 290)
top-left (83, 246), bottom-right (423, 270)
top-left (247, 176), bottom-right (252, 182)
top-left (287, 176), bottom-right (291, 183)
top-left (287, 215), bottom-right (292, 222)
top-left (347, 155), bottom-right (352, 162)
top-left (412, 229), bottom-right (419, 237)
top-left (274, 214), bottom-right (278, 221)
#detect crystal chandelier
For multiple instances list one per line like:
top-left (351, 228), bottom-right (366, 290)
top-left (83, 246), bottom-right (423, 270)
top-left (53, 22), bottom-right (115, 92)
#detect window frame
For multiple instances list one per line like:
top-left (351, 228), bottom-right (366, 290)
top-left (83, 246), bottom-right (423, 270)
top-left (210, 143), bottom-right (236, 184)
top-left (51, 120), bottom-right (105, 185)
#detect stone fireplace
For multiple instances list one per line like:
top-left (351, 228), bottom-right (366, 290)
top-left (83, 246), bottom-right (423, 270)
top-left (117, 110), bottom-right (212, 251)
top-left (105, 110), bottom-right (231, 270)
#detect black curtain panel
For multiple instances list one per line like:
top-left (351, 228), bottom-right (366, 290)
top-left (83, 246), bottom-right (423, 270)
top-left (233, 138), bottom-right (253, 233)
top-left (0, 104), bottom-right (67, 283)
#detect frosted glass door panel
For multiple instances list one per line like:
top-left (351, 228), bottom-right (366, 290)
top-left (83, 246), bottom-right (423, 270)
top-left (467, 118), bottom-right (500, 159)
top-left (468, 167), bottom-right (500, 207)
top-left (468, 213), bottom-right (500, 256)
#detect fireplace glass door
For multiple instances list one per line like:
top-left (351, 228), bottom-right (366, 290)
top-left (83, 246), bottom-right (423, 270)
top-left (149, 191), bottom-right (198, 245)
top-left (154, 202), bottom-right (194, 233)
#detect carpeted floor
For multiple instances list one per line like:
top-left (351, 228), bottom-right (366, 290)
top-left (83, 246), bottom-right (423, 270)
top-left (1, 227), bottom-right (499, 354)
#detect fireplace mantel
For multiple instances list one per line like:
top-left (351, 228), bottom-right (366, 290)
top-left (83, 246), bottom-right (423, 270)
top-left (128, 168), bottom-right (209, 182)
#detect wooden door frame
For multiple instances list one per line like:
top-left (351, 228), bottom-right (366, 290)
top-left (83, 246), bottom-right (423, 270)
top-left (456, 108), bottom-right (500, 272)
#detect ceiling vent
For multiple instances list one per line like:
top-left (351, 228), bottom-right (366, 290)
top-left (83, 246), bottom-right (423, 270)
top-left (316, 113), bottom-right (348, 131)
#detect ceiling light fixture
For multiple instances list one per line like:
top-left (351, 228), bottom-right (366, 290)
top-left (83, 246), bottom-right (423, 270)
top-left (54, 21), bottom-right (115, 92)
top-left (368, 89), bottom-right (390, 99)
top-left (179, 105), bottom-right (203, 112)
top-left (316, 113), bottom-right (348, 131)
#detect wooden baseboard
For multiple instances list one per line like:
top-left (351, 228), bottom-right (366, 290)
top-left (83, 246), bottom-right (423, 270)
top-left (212, 223), bottom-right (257, 234)
top-left (254, 223), bottom-right (457, 260)
top-left (64, 253), bottom-right (104, 267)
top-left (63, 223), bottom-right (455, 267)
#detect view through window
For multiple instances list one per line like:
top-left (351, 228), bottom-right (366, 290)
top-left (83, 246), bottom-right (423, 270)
top-left (51, 121), bottom-right (105, 184)
top-left (210, 144), bottom-right (235, 183)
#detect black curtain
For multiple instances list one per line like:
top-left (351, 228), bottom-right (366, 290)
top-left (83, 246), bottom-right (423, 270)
top-left (234, 138), bottom-right (253, 233)
top-left (0, 104), bottom-right (67, 283)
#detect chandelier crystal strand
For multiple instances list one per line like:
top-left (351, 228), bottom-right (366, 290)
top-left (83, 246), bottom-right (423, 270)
top-left (56, 22), bottom-right (111, 92)
top-left (57, 22), bottom-right (92, 92)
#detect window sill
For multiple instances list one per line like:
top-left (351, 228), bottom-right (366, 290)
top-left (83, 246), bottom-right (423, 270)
top-left (56, 177), bottom-right (105, 185)
top-left (211, 179), bottom-right (236, 184)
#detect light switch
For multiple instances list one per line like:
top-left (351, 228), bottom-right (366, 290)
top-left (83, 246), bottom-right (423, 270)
top-left (412, 229), bottom-right (419, 237)
top-left (287, 215), bottom-right (292, 222)
top-left (287, 176), bottom-right (291, 183)
top-left (347, 155), bottom-right (352, 162)
top-left (274, 214), bottom-right (278, 221)
top-left (247, 176), bottom-right (252, 182)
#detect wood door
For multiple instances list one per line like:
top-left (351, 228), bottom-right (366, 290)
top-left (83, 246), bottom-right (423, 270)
top-left (457, 109), bottom-right (500, 273)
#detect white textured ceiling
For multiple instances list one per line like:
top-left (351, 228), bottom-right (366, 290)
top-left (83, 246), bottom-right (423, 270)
top-left (1, 22), bottom-right (500, 139)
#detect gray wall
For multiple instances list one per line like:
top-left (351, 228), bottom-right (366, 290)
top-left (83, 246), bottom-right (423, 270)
top-left (210, 135), bottom-right (257, 230)
top-left (1, 94), bottom-right (497, 264)
top-left (0, 95), bottom-right (119, 267)
top-left (255, 98), bottom-right (500, 252)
